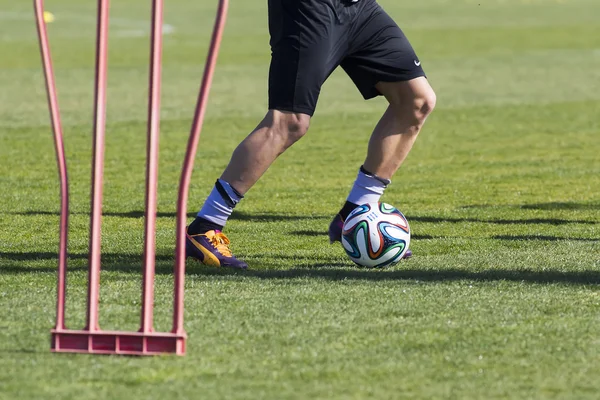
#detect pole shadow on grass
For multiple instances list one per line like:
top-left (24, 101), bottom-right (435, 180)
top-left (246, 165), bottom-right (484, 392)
top-left (2, 251), bottom-right (600, 286)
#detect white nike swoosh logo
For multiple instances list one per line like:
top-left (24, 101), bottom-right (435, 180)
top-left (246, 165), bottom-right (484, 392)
top-left (414, 60), bottom-right (421, 66)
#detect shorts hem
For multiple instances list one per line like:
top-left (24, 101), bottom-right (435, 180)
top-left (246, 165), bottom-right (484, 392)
top-left (268, 105), bottom-right (315, 117)
top-left (363, 71), bottom-right (428, 100)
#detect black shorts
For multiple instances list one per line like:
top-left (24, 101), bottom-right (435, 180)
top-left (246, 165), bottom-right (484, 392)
top-left (268, 0), bottom-right (426, 116)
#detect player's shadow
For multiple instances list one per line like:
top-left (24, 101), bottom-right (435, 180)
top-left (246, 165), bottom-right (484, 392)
top-left (2, 251), bottom-right (599, 286)
top-left (196, 265), bottom-right (600, 286)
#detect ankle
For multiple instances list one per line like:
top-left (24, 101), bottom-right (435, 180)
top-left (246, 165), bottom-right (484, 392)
top-left (339, 201), bottom-right (359, 221)
top-left (187, 217), bottom-right (223, 235)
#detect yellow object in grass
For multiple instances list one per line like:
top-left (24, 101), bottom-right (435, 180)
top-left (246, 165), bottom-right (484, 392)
top-left (43, 11), bottom-right (55, 23)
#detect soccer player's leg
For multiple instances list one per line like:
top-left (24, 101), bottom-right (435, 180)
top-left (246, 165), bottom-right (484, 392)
top-left (187, 0), bottom-right (340, 268)
top-left (329, 2), bottom-right (436, 259)
top-left (364, 78), bottom-right (436, 181)
top-left (328, 87), bottom-right (435, 258)
top-left (186, 117), bottom-right (313, 269)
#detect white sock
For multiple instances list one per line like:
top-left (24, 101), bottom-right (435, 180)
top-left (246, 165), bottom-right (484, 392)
top-left (346, 167), bottom-right (390, 205)
top-left (197, 179), bottom-right (243, 227)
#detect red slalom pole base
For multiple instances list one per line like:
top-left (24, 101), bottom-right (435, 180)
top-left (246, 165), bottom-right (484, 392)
top-left (51, 329), bottom-right (186, 356)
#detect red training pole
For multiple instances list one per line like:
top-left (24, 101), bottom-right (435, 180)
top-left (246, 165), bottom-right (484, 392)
top-left (86, 0), bottom-right (110, 332)
top-left (33, 0), bottom-right (69, 332)
top-left (173, 0), bottom-right (229, 335)
top-left (140, 0), bottom-right (164, 335)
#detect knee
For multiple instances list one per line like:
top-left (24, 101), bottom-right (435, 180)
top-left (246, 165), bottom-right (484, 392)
top-left (283, 113), bottom-right (310, 142)
top-left (414, 89), bottom-right (436, 122)
top-left (392, 87), bottom-right (436, 128)
top-left (271, 111), bottom-right (310, 147)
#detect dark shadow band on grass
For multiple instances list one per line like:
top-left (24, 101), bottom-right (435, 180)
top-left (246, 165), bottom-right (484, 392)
top-left (0, 252), bottom-right (175, 274)
top-left (462, 202), bottom-right (600, 211)
top-left (6, 211), bottom-right (328, 222)
top-left (7, 210), bottom-right (597, 225)
top-left (194, 266), bottom-right (600, 285)
top-left (494, 235), bottom-right (599, 242)
top-left (0, 348), bottom-right (40, 354)
top-left (2, 252), bottom-right (599, 286)
top-left (291, 231), bottom-right (437, 240)
top-left (6, 210), bottom-right (194, 218)
top-left (409, 216), bottom-right (596, 225)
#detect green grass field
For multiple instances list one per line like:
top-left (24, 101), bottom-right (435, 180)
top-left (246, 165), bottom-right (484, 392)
top-left (1, 0), bottom-right (600, 398)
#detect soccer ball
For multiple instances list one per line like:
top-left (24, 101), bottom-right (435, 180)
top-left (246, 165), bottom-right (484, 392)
top-left (341, 202), bottom-right (410, 268)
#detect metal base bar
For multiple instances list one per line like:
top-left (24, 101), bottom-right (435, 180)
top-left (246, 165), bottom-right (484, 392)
top-left (51, 329), bottom-right (186, 356)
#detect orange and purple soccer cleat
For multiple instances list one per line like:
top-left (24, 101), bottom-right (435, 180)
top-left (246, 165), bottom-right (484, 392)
top-left (186, 229), bottom-right (248, 269)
